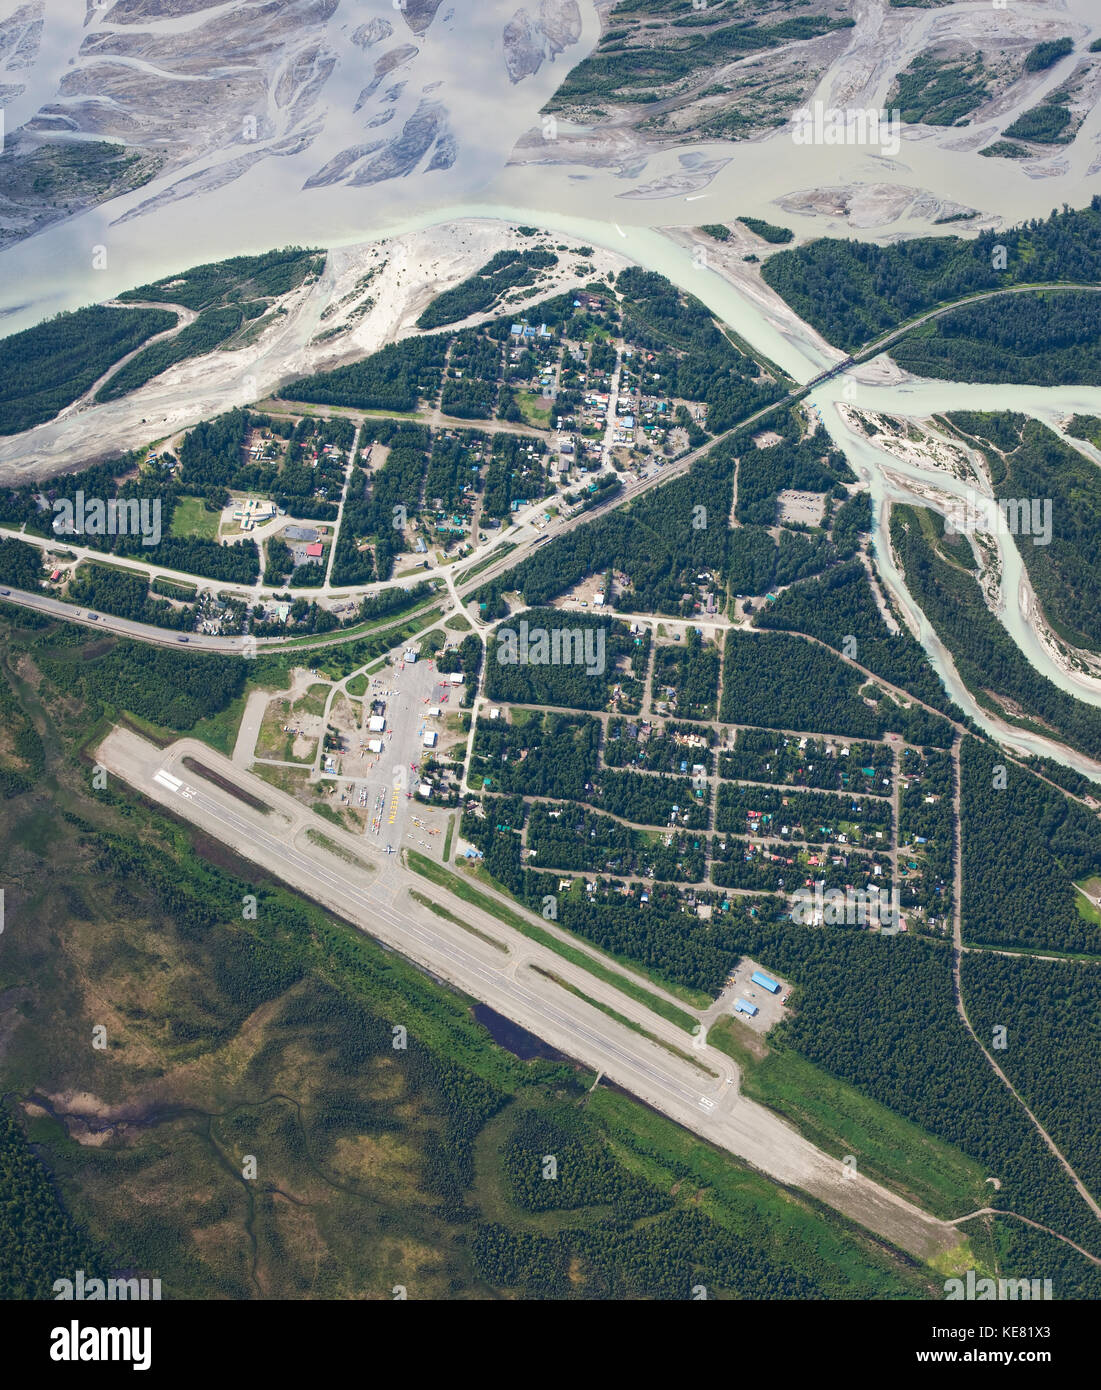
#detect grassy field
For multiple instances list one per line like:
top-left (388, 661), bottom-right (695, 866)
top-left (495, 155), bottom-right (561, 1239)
top-left (1074, 879), bottom-right (1101, 928)
top-left (306, 827), bottom-right (373, 871)
top-left (274, 600), bottom-right (441, 655)
top-left (515, 390), bottom-right (552, 429)
top-left (409, 889), bottom-right (506, 952)
top-left (253, 761), bottom-right (312, 797)
top-left (707, 1017), bottom-right (988, 1219)
top-left (456, 544), bottom-right (517, 583)
top-left (256, 697), bottom-right (316, 763)
top-left (530, 966), bottom-right (717, 1077)
top-left (169, 494), bottom-right (220, 540)
top-left (293, 682), bottom-right (332, 718)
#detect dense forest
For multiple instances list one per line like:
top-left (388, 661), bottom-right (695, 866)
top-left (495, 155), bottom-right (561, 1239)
top-left (547, 7), bottom-right (852, 110)
top-left (66, 562), bottom-right (194, 631)
top-left (762, 198), bottom-right (1101, 350)
top-left (717, 913), bottom-right (1101, 1254)
top-left (94, 303), bottom-right (258, 402)
top-left (0, 305), bottom-right (177, 435)
top-left (959, 737), bottom-right (1101, 953)
top-left (0, 1105), bottom-right (105, 1299)
top-left (891, 50), bottom-right (989, 125)
top-left (38, 632), bottom-right (246, 731)
top-left (281, 333), bottom-right (452, 412)
top-left (0, 247), bottom-right (329, 414)
top-left (721, 632), bottom-right (886, 739)
top-left (526, 804), bottom-right (706, 881)
top-left (737, 216), bottom-right (794, 244)
top-left (594, 769), bottom-right (709, 829)
top-left (0, 536), bottom-right (48, 590)
top-left (483, 610), bottom-right (647, 712)
top-left (890, 291), bottom-right (1101, 385)
top-left (416, 249), bottom-right (557, 329)
top-left (1065, 413), bottom-right (1101, 449)
top-left (118, 246), bottom-right (324, 311)
top-left (729, 524), bottom-right (840, 596)
top-left (333, 420), bottom-right (431, 582)
top-left (472, 711), bottom-right (602, 797)
top-left (754, 559), bottom-right (957, 719)
top-left (962, 951), bottom-right (1101, 1199)
top-left (439, 329), bottom-right (502, 419)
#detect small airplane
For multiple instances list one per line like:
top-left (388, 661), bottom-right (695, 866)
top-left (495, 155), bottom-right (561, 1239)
top-left (383, 844), bottom-right (395, 855)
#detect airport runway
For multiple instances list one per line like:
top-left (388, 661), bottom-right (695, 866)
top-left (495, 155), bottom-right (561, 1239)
top-left (98, 724), bottom-right (962, 1263)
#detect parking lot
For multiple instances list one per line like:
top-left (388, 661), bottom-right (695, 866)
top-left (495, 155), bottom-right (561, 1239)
top-left (329, 652), bottom-right (456, 857)
top-left (722, 958), bottom-right (790, 1034)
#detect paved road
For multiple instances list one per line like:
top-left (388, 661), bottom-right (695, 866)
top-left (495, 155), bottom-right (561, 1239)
top-left (0, 584), bottom-right (249, 650)
top-left (96, 723), bottom-right (962, 1262)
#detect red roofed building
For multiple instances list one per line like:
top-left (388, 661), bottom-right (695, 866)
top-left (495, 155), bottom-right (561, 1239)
top-left (305, 542), bottom-right (324, 559)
